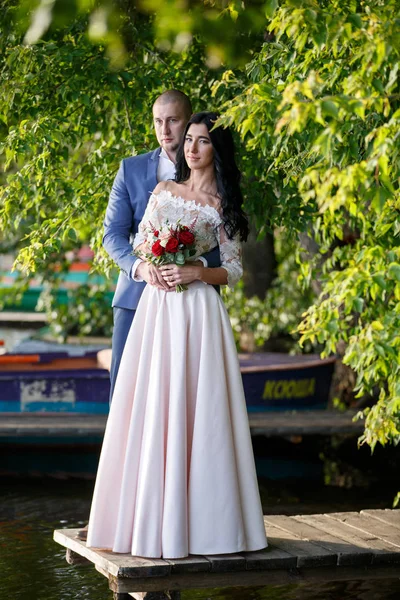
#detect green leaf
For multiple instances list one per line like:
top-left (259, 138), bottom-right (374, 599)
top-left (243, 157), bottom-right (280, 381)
top-left (372, 188), bottom-right (390, 212)
top-left (327, 320), bottom-right (338, 334)
top-left (347, 14), bottom-right (362, 29)
top-left (265, 0), bottom-right (278, 18)
top-left (321, 100), bottom-right (338, 119)
top-left (353, 297), bottom-right (364, 313)
top-left (67, 227), bottom-right (77, 241)
top-left (388, 263), bottom-right (400, 282)
top-left (372, 274), bottom-right (386, 289)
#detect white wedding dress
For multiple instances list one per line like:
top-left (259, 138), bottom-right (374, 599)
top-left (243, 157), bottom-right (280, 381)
top-left (86, 190), bottom-right (267, 558)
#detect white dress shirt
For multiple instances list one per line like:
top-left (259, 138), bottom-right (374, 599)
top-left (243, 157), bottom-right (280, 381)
top-left (131, 149), bottom-right (207, 282)
top-left (157, 147), bottom-right (176, 182)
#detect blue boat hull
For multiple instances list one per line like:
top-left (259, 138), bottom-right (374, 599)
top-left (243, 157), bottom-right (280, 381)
top-left (0, 352), bottom-right (335, 415)
top-left (0, 368), bottom-right (110, 414)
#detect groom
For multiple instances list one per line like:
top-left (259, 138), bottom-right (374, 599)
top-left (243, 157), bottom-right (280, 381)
top-left (103, 90), bottom-right (219, 401)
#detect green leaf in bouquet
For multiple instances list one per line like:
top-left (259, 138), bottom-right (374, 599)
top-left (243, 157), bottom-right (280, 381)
top-left (189, 249), bottom-right (196, 256)
top-left (175, 252), bottom-right (185, 265)
top-left (164, 253), bottom-right (175, 262)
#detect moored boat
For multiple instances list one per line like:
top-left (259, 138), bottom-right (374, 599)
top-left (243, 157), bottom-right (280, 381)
top-left (0, 348), bottom-right (335, 415)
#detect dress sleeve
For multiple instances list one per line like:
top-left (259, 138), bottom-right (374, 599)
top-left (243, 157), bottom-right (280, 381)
top-left (218, 224), bottom-right (243, 288)
top-left (133, 192), bottom-right (159, 250)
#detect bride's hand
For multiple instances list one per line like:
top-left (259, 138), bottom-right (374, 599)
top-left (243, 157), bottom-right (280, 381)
top-left (159, 262), bottom-right (203, 287)
top-left (136, 262), bottom-right (172, 291)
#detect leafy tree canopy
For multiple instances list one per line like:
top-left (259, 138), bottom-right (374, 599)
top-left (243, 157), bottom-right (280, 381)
top-left (215, 0), bottom-right (400, 454)
top-left (1, 0), bottom-right (400, 465)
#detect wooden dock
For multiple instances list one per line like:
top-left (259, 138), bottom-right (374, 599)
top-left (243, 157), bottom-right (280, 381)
top-left (54, 509), bottom-right (400, 599)
top-left (0, 409), bottom-right (363, 440)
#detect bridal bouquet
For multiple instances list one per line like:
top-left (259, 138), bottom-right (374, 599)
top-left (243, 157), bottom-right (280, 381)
top-left (136, 219), bottom-right (197, 292)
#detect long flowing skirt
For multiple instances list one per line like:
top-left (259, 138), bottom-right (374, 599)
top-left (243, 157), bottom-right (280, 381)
top-left (86, 281), bottom-right (267, 558)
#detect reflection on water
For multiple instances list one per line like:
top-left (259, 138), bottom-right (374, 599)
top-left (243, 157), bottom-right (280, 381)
top-left (1, 478), bottom-right (400, 600)
top-left (0, 479), bottom-right (109, 600)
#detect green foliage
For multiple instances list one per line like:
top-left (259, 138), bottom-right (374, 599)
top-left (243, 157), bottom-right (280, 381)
top-left (37, 282), bottom-right (114, 341)
top-left (216, 0), bottom-right (400, 452)
top-left (17, 0), bottom-right (267, 67)
top-left (223, 233), bottom-right (315, 351)
top-left (0, 2), bottom-right (217, 335)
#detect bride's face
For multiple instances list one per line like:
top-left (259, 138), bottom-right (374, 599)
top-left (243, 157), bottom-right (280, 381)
top-left (184, 123), bottom-right (214, 170)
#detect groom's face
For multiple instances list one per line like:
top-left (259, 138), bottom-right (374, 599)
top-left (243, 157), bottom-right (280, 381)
top-left (153, 101), bottom-right (189, 158)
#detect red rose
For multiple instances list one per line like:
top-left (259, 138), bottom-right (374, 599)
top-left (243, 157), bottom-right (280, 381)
top-left (152, 240), bottom-right (165, 256)
top-left (179, 230), bottom-right (195, 245)
top-left (165, 237), bottom-right (179, 253)
top-left (154, 230), bottom-right (159, 237)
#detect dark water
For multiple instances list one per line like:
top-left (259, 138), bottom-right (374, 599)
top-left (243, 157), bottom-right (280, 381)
top-left (1, 476), bottom-right (400, 600)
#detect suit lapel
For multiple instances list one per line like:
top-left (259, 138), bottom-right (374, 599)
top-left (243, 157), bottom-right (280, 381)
top-left (146, 148), bottom-right (161, 193)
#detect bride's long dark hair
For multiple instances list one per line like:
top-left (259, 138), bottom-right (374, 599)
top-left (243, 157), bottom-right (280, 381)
top-left (175, 112), bottom-right (249, 242)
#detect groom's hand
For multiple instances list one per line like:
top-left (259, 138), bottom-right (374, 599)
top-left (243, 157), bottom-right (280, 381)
top-left (136, 262), bottom-right (171, 291)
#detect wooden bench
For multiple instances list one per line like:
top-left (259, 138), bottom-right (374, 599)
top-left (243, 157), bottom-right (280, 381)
top-left (54, 509), bottom-right (400, 599)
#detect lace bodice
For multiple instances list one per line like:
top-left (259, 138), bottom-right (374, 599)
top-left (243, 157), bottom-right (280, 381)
top-left (133, 189), bottom-right (242, 288)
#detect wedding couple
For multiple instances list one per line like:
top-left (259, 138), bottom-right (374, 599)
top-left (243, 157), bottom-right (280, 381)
top-left (85, 90), bottom-right (267, 558)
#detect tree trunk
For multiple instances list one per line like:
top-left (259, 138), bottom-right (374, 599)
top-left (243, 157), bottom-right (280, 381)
top-left (242, 230), bottom-right (276, 299)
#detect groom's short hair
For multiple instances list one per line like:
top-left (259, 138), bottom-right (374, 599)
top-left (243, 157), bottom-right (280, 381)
top-left (153, 90), bottom-right (192, 118)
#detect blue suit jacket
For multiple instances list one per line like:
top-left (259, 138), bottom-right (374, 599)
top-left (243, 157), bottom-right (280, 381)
top-left (103, 149), bottom-right (220, 310)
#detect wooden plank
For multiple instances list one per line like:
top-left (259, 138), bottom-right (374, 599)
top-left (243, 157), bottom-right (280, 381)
top-left (0, 413), bottom-right (108, 438)
top-left (54, 529), bottom-right (171, 578)
top-left (239, 356), bottom-right (336, 372)
top-left (95, 564), bottom-right (109, 578)
top-left (109, 565), bottom-right (400, 593)
top-left (263, 519), bottom-right (336, 567)
top-left (163, 555), bottom-right (210, 574)
top-left (241, 545), bottom-right (297, 570)
top-left (248, 410), bottom-right (363, 436)
top-left (55, 529), bottom-right (125, 577)
top-left (102, 566), bottom-right (169, 600)
top-left (327, 512), bottom-right (400, 549)
top-left (0, 411), bottom-right (363, 439)
top-left (66, 548), bottom-right (91, 565)
top-left (0, 311), bottom-right (46, 322)
top-left (202, 553), bottom-right (246, 572)
top-left (296, 515), bottom-right (400, 564)
top-left (361, 509), bottom-right (400, 531)
top-left (271, 515), bottom-right (372, 566)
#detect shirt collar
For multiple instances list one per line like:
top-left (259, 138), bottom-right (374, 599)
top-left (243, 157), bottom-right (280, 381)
top-left (159, 148), bottom-right (174, 163)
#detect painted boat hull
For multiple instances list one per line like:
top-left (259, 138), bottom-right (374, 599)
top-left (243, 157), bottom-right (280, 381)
top-left (240, 353), bottom-right (336, 412)
top-left (0, 351), bottom-right (335, 415)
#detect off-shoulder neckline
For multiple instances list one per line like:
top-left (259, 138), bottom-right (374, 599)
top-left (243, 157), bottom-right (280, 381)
top-left (152, 188), bottom-right (222, 220)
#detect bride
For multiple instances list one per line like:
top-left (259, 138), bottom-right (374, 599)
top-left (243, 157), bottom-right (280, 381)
top-left (86, 112), bottom-right (267, 559)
